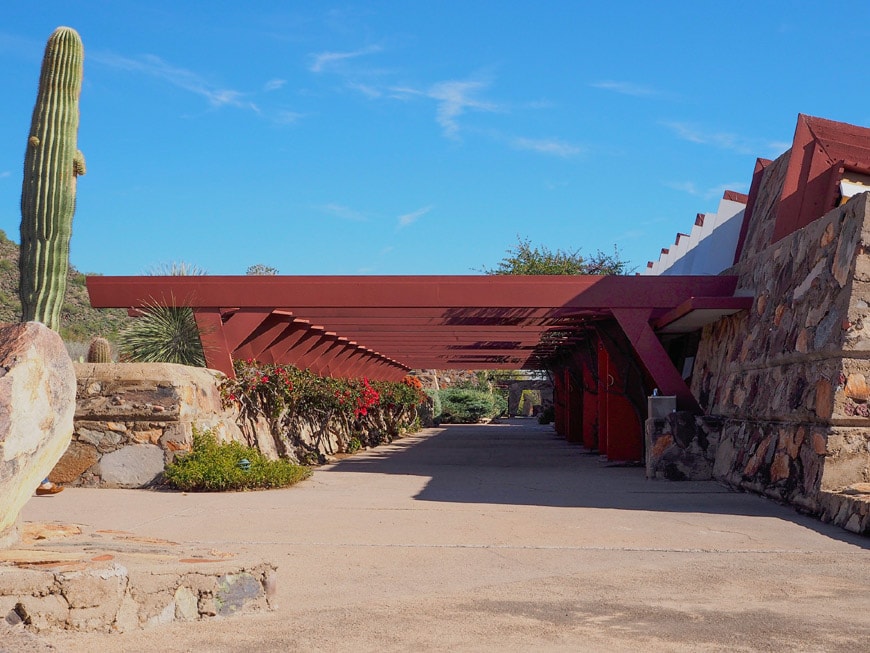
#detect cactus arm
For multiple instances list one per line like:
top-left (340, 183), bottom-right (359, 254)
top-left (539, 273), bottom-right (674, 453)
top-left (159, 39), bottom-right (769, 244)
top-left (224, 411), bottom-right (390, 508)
top-left (74, 150), bottom-right (86, 177)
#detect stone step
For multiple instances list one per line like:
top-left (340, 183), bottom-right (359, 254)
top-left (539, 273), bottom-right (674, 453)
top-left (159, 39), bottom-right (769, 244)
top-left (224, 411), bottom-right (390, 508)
top-left (816, 485), bottom-right (870, 535)
top-left (0, 521), bottom-right (276, 633)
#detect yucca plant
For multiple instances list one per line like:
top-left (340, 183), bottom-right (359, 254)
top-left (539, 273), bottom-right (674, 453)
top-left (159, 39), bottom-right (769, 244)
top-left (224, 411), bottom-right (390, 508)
top-left (118, 261), bottom-right (207, 366)
top-left (118, 300), bottom-right (205, 366)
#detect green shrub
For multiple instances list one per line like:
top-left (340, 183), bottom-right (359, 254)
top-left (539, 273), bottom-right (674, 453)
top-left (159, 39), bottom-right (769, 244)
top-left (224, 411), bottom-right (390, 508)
top-left (492, 391), bottom-right (508, 417)
top-left (425, 388), bottom-right (442, 419)
top-left (439, 388), bottom-right (502, 423)
top-left (164, 428), bottom-right (311, 491)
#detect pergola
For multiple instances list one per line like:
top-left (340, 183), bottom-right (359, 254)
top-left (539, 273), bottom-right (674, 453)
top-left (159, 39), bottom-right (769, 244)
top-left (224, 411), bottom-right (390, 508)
top-left (87, 274), bottom-right (750, 461)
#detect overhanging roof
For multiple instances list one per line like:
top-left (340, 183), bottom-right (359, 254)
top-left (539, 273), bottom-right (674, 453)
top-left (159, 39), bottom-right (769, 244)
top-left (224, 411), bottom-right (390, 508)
top-left (653, 296), bottom-right (754, 334)
top-left (87, 275), bottom-right (744, 386)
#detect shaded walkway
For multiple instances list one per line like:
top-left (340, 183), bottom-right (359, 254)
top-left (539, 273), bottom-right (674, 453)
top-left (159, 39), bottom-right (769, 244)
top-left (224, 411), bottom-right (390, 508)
top-left (333, 419), bottom-right (789, 514)
top-left (23, 420), bottom-right (870, 652)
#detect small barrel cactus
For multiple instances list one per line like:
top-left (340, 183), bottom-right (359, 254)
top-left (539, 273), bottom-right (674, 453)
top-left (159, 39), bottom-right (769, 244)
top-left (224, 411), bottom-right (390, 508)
top-left (86, 336), bottom-right (112, 363)
top-left (19, 26), bottom-right (85, 331)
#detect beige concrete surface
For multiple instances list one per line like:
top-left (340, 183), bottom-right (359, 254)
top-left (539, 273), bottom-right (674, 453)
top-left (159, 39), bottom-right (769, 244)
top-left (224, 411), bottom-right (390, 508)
top-left (20, 419), bottom-right (870, 652)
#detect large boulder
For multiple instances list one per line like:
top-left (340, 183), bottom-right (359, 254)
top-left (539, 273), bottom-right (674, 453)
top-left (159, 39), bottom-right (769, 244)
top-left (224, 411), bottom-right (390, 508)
top-left (0, 322), bottom-right (76, 548)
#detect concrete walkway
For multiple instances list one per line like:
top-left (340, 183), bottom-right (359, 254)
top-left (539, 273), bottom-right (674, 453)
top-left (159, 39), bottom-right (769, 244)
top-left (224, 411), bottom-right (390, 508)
top-left (21, 419), bottom-right (870, 652)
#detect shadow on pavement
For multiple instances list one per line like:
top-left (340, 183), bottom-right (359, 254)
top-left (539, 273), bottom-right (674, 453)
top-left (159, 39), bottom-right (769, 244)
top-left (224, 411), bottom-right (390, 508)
top-left (328, 419), bottom-right (869, 548)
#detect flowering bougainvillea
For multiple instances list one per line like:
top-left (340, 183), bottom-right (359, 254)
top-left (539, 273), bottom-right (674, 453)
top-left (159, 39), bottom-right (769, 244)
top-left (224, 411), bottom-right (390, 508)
top-left (222, 360), bottom-right (426, 463)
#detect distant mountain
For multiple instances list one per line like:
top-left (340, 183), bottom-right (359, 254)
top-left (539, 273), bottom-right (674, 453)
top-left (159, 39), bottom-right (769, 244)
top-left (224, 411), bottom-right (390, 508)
top-left (0, 229), bottom-right (128, 344)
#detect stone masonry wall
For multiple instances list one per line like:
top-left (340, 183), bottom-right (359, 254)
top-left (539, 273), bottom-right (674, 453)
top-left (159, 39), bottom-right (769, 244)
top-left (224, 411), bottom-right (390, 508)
top-left (692, 192), bottom-right (870, 533)
top-left (50, 363), bottom-right (275, 489)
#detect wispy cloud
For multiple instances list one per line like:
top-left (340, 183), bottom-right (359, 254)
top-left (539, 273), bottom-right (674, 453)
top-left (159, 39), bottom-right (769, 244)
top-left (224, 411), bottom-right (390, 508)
top-left (0, 31), bottom-right (36, 55)
top-left (663, 121), bottom-right (787, 157)
top-left (397, 205), bottom-right (434, 228)
top-left (666, 180), bottom-right (749, 200)
top-left (274, 110), bottom-right (303, 124)
top-left (591, 80), bottom-right (660, 97)
top-left (392, 79), bottom-right (498, 139)
top-left (511, 137), bottom-right (581, 158)
top-left (614, 228), bottom-right (648, 241)
top-left (264, 78), bottom-right (286, 92)
top-left (347, 81), bottom-right (382, 98)
top-left (92, 51), bottom-right (256, 110)
top-left (429, 80), bottom-right (497, 139)
top-left (309, 45), bottom-right (382, 73)
top-left (316, 203), bottom-right (367, 222)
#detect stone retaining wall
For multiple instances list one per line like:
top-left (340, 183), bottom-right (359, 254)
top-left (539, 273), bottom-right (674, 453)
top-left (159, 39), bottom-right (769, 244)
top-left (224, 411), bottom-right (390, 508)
top-left (51, 363), bottom-right (414, 486)
top-left (691, 189), bottom-right (870, 533)
top-left (50, 363), bottom-right (274, 488)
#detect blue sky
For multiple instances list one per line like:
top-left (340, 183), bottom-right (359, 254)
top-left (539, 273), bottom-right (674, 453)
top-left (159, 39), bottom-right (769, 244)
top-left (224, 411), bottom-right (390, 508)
top-left (2, 1), bottom-right (869, 276)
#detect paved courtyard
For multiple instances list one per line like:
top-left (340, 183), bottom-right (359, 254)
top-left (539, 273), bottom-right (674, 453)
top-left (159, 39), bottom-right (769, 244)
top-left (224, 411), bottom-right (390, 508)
top-left (22, 419), bottom-right (870, 652)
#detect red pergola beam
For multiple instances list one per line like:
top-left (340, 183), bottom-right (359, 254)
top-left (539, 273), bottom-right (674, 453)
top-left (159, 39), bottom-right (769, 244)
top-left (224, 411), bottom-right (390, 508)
top-left (87, 275), bottom-right (737, 310)
top-left (89, 275), bottom-right (743, 390)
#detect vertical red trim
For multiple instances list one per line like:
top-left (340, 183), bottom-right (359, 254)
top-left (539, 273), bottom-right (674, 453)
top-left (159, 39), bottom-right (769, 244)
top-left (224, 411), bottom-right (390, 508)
top-left (596, 342), bottom-right (609, 456)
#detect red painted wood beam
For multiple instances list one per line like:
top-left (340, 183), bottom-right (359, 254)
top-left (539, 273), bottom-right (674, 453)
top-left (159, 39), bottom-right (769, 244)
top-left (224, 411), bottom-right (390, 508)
top-left (92, 275), bottom-right (741, 380)
top-left (192, 308), bottom-right (234, 377)
top-left (87, 275), bottom-right (739, 311)
top-left (324, 343), bottom-right (364, 378)
top-left (220, 309), bottom-right (274, 351)
top-left (305, 337), bottom-right (346, 376)
top-left (262, 322), bottom-right (317, 364)
top-left (612, 308), bottom-right (700, 412)
top-left (235, 313), bottom-right (296, 362)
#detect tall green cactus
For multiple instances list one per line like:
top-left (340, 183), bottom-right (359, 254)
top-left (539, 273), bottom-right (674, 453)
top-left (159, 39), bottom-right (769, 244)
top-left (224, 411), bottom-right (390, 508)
top-left (19, 26), bottom-right (86, 331)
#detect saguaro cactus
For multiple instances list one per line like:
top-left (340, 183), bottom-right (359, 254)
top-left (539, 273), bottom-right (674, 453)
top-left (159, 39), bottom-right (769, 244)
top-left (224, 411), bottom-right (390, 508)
top-left (19, 26), bottom-right (86, 331)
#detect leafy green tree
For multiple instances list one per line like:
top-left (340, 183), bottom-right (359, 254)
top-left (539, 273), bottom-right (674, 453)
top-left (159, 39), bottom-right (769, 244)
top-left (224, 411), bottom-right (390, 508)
top-left (481, 236), bottom-right (629, 275)
top-left (247, 263), bottom-right (279, 275)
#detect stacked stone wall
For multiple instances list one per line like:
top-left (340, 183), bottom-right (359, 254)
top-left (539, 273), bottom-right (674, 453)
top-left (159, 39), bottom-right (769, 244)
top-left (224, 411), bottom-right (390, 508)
top-left (51, 363), bottom-right (274, 489)
top-left (692, 192), bottom-right (870, 532)
top-left (735, 152), bottom-right (790, 262)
